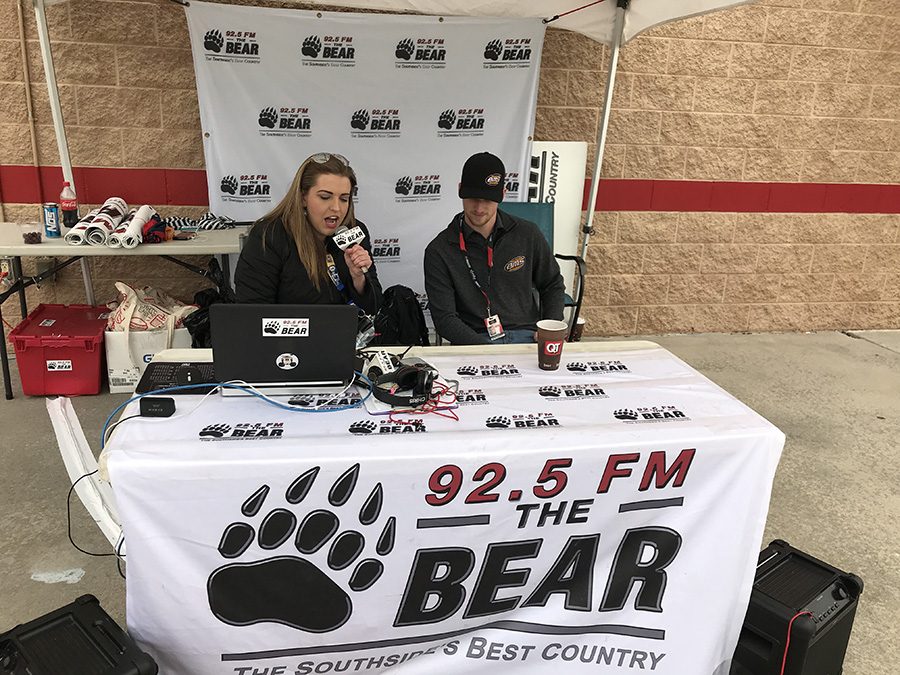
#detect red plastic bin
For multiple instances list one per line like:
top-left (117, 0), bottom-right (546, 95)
top-left (9, 304), bottom-right (109, 396)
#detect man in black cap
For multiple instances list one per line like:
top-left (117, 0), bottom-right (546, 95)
top-left (424, 152), bottom-right (565, 344)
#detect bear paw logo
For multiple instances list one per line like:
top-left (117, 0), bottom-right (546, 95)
top-left (395, 176), bottom-right (413, 195)
top-left (456, 365), bottom-right (478, 376)
top-left (204, 29), bottom-right (224, 53)
top-left (200, 424), bottom-right (232, 438)
top-left (258, 107), bottom-right (278, 129)
top-left (437, 109), bottom-right (456, 130)
top-left (348, 420), bottom-right (377, 435)
top-left (485, 415), bottom-right (511, 429)
top-left (220, 175), bottom-right (238, 195)
top-left (290, 395), bottom-right (316, 408)
top-left (301, 35), bottom-right (321, 58)
top-left (350, 109), bottom-right (369, 131)
top-left (484, 39), bottom-right (502, 61)
top-left (538, 386), bottom-right (561, 398)
top-left (263, 320), bottom-right (281, 335)
top-left (208, 464), bottom-right (396, 633)
top-left (395, 38), bottom-right (414, 60)
top-left (566, 361), bottom-right (588, 372)
top-left (614, 409), bottom-right (639, 421)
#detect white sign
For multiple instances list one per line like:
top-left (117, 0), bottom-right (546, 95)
top-left (186, 1), bottom-right (544, 295)
top-left (107, 346), bottom-right (783, 675)
top-left (528, 141), bottom-right (588, 293)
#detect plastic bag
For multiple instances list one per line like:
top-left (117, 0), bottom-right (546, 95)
top-left (107, 282), bottom-right (197, 332)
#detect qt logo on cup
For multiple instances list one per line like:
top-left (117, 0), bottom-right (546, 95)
top-left (544, 341), bottom-right (562, 355)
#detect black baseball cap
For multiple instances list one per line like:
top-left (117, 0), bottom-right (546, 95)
top-left (458, 152), bottom-right (505, 203)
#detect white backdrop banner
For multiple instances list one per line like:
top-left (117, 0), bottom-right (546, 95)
top-left (185, 1), bottom-right (544, 294)
top-left (107, 345), bottom-right (784, 675)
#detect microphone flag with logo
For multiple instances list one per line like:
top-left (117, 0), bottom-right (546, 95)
top-left (333, 225), bottom-right (369, 274)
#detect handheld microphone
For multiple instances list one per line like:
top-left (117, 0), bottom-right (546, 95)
top-left (333, 224), bottom-right (370, 274)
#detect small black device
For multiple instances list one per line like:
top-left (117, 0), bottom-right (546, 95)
top-left (731, 539), bottom-right (863, 675)
top-left (135, 361), bottom-right (217, 395)
top-left (0, 594), bottom-right (158, 675)
top-left (372, 362), bottom-right (435, 408)
top-left (139, 396), bottom-right (175, 418)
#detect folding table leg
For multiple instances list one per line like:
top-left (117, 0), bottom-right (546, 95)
top-left (12, 257), bottom-right (26, 318)
top-left (1, 302), bottom-right (12, 400)
top-left (80, 258), bottom-right (95, 306)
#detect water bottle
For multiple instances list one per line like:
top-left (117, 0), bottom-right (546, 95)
top-left (60, 181), bottom-right (79, 230)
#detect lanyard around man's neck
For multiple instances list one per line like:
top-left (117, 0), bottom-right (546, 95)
top-left (457, 213), bottom-right (496, 316)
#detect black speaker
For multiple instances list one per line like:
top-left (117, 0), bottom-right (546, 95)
top-left (731, 540), bottom-right (863, 675)
top-left (0, 595), bottom-right (157, 675)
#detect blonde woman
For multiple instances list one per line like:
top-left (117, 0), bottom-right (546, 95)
top-left (235, 153), bottom-right (381, 314)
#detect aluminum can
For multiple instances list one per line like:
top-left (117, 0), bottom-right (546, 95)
top-left (42, 203), bottom-right (61, 238)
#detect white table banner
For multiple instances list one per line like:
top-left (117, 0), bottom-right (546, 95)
top-left (107, 346), bottom-right (784, 674)
top-left (186, 1), bottom-right (543, 295)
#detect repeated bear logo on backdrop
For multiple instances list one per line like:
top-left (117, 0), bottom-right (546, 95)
top-left (219, 174), bottom-right (271, 203)
top-left (394, 175), bottom-right (441, 203)
top-left (482, 37), bottom-right (534, 68)
top-left (349, 109), bottom-right (401, 138)
top-left (300, 35), bottom-right (355, 67)
top-left (394, 37), bottom-right (447, 69)
top-left (436, 108), bottom-right (485, 137)
top-left (202, 27), bottom-right (260, 63)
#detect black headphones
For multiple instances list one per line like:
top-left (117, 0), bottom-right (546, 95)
top-left (373, 364), bottom-right (435, 408)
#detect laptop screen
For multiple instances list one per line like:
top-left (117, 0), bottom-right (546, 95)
top-left (209, 304), bottom-right (358, 390)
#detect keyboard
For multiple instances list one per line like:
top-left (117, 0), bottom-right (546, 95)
top-left (135, 361), bottom-right (217, 395)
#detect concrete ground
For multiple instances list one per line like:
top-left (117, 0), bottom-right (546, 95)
top-left (0, 330), bottom-right (897, 674)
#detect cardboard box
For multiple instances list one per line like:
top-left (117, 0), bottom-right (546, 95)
top-left (105, 327), bottom-right (192, 393)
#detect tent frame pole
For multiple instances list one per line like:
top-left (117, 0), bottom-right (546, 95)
top-left (579, 0), bottom-right (628, 261)
top-left (33, 0), bottom-right (73, 186)
top-left (33, 0), bottom-right (95, 304)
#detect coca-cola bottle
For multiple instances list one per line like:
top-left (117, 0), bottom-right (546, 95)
top-left (60, 181), bottom-right (79, 230)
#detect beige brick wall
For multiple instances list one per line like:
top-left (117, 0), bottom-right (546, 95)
top-left (1, 0), bottom-right (898, 336)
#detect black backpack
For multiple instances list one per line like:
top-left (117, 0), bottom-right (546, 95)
top-left (372, 285), bottom-right (429, 347)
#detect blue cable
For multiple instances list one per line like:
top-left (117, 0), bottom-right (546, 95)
top-left (100, 372), bottom-right (373, 450)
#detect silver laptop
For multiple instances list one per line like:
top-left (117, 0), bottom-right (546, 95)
top-left (209, 304), bottom-right (357, 396)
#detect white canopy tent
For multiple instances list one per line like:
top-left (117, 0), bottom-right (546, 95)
top-left (32, 0), bottom-right (754, 264)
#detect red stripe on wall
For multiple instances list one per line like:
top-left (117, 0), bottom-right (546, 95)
top-left (585, 178), bottom-right (900, 213)
top-left (0, 165), bottom-right (209, 207)
top-left (2, 165), bottom-right (898, 213)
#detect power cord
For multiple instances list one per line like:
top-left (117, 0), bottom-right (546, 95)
top-left (100, 372), bottom-right (374, 450)
top-left (66, 470), bottom-right (126, 579)
top-left (92, 372), bottom-right (376, 574)
top-left (780, 611), bottom-right (812, 675)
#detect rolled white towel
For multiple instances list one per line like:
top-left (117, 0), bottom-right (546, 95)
top-left (65, 208), bottom-right (100, 246)
top-left (109, 204), bottom-right (156, 249)
top-left (86, 197), bottom-right (128, 246)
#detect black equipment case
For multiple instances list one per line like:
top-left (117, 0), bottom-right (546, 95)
top-left (0, 594), bottom-right (157, 675)
top-left (731, 539), bottom-right (863, 675)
